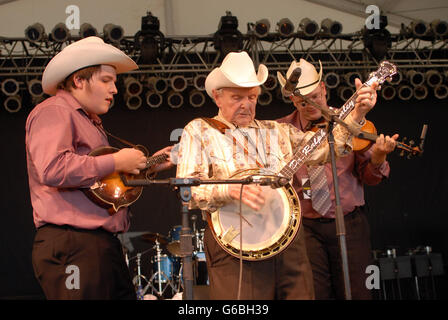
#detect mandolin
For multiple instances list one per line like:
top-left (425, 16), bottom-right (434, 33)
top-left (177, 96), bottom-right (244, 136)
top-left (82, 146), bottom-right (169, 215)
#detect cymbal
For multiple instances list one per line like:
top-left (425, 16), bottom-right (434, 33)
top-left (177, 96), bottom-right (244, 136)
top-left (140, 232), bottom-right (168, 245)
top-left (167, 241), bottom-right (181, 256)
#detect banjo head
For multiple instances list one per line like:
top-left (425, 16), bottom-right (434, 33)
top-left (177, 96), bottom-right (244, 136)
top-left (210, 168), bottom-right (301, 261)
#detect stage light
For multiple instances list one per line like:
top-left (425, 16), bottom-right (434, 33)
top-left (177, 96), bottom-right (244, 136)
top-left (262, 74), bottom-right (277, 91)
top-left (430, 19), bottom-right (448, 37)
top-left (277, 18), bottom-right (294, 37)
top-left (50, 23), bottom-right (70, 42)
top-left (407, 70), bottom-right (425, 87)
top-left (323, 72), bottom-right (340, 89)
top-left (253, 19), bottom-right (270, 38)
top-left (79, 23), bottom-right (98, 38)
top-left (425, 70), bottom-right (443, 87)
top-left (193, 74), bottom-right (207, 91)
top-left (170, 75), bottom-right (188, 92)
top-left (344, 72), bottom-right (362, 87)
top-left (124, 77), bottom-right (143, 96)
top-left (167, 90), bottom-right (183, 108)
top-left (398, 85), bottom-right (413, 100)
top-left (299, 18), bottom-right (319, 37)
top-left (389, 70), bottom-right (403, 85)
top-left (1, 78), bottom-right (20, 96)
top-left (125, 95), bottom-right (142, 110)
top-left (434, 84), bottom-right (448, 100)
top-left (363, 15), bottom-right (391, 60)
top-left (413, 85), bottom-right (428, 100)
top-left (189, 89), bottom-right (206, 108)
top-left (338, 86), bottom-right (355, 101)
top-left (213, 11), bottom-right (243, 57)
top-left (28, 79), bottom-right (43, 98)
top-left (147, 77), bottom-right (168, 94)
top-left (146, 91), bottom-right (163, 108)
top-left (103, 23), bottom-right (124, 43)
top-left (4, 95), bottom-right (22, 113)
top-left (381, 85), bottom-right (396, 100)
top-left (409, 20), bottom-right (430, 37)
top-left (258, 90), bottom-right (272, 106)
top-left (24, 23), bottom-right (45, 42)
top-left (321, 18), bottom-right (342, 36)
top-left (135, 12), bottom-right (165, 64)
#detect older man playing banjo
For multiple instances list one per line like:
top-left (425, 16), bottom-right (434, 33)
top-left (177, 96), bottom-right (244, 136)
top-left (176, 51), bottom-right (378, 299)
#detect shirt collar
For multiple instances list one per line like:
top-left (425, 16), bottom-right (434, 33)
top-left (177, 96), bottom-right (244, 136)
top-left (215, 110), bottom-right (259, 129)
top-left (55, 89), bottom-right (102, 126)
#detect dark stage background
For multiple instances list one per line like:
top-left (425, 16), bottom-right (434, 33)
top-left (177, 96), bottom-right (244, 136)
top-left (1, 87), bottom-right (447, 299)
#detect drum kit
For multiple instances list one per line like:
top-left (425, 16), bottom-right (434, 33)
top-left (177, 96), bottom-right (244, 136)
top-left (129, 215), bottom-right (208, 300)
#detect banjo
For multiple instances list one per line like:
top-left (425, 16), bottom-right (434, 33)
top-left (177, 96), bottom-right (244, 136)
top-left (208, 61), bottom-right (397, 261)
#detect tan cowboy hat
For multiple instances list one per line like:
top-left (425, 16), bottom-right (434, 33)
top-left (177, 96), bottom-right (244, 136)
top-left (205, 51), bottom-right (268, 98)
top-left (42, 36), bottom-right (138, 95)
top-left (277, 59), bottom-right (323, 96)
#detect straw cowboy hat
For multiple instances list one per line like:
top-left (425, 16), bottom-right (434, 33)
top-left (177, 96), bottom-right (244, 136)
top-left (277, 59), bottom-right (323, 96)
top-left (205, 51), bottom-right (268, 98)
top-left (42, 36), bottom-right (138, 95)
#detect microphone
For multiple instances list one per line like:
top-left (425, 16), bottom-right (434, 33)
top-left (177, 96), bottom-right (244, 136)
top-left (250, 176), bottom-right (290, 189)
top-left (419, 124), bottom-right (428, 152)
top-left (282, 67), bottom-right (302, 97)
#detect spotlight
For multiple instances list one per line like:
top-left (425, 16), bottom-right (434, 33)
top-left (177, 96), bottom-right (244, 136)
top-left (413, 85), bottom-right (428, 100)
top-left (167, 90), bottom-right (183, 108)
top-left (253, 19), bottom-right (270, 38)
top-left (363, 15), bottom-right (391, 60)
top-left (262, 74), bottom-right (277, 91)
top-left (103, 23), bottom-right (124, 43)
top-left (1, 78), bottom-right (20, 96)
top-left (407, 70), bottom-right (425, 87)
top-left (170, 75), bottom-right (188, 92)
top-left (125, 95), bottom-right (142, 110)
top-left (193, 74), bottom-right (207, 91)
top-left (425, 70), bottom-right (442, 87)
top-left (389, 70), bottom-right (403, 85)
top-left (321, 18), bottom-right (342, 36)
top-left (381, 85), bottom-right (396, 100)
top-left (28, 79), bottom-right (43, 98)
top-left (50, 23), bottom-right (70, 42)
top-left (24, 23), bottom-right (45, 42)
top-left (189, 90), bottom-right (206, 108)
top-left (323, 72), bottom-right (340, 89)
top-left (430, 19), bottom-right (448, 37)
top-left (147, 77), bottom-right (168, 94)
top-left (434, 84), bottom-right (448, 100)
top-left (124, 77), bottom-right (143, 96)
top-left (79, 23), bottom-right (98, 38)
top-left (258, 90), bottom-right (272, 106)
top-left (344, 72), bottom-right (362, 87)
top-left (409, 20), bottom-right (430, 37)
top-left (338, 86), bottom-right (355, 101)
top-left (214, 11), bottom-right (243, 57)
top-left (277, 18), bottom-right (295, 37)
top-left (146, 91), bottom-right (163, 108)
top-left (135, 12), bottom-right (165, 64)
top-left (299, 18), bottom-right (319, 37)
top-left (398, 85), bottom-right (413, 100)
top-left (4, 95), bottom-right (22, 113)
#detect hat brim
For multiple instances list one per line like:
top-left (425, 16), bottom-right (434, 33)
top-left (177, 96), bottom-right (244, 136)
top-left (277, 60), bottom-right (323, 96)
top-left (205, 64), bottom-right (268, 98)
top-left (42, 38), bottom-right (138, 95)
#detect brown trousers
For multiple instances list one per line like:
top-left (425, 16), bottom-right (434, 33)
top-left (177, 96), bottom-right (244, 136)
top-left (32, 224), bottom-right (136, 300)
top-left (302, 207), bottom-right (373, 300)
top-left (204, 225), bottom-right (315, 300)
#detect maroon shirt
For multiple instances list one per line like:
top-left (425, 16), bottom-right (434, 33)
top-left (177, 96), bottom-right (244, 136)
top-left (277, 110), bottom-right (390, 219)
top-left (25, 90), bottom-right (130, 232)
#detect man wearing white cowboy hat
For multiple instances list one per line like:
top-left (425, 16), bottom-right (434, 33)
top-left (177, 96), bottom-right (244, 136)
top-left (176, 51), bottom-right (372, 299)
top-left (277, 58), bottom-right (398, 299)
top-left (26, 37), bottom-right (172, 299)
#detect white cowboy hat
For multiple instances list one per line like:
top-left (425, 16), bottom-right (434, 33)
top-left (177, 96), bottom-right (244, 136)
top-left (42, 36), bottom-right (138, 95)
top-left (205, 51), bottom-right (268, 98)
top-left (277, 59), bottom-right (323, 96)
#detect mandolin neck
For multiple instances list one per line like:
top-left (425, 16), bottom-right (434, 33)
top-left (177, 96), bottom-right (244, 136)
top-left (145, 154), bottom-right (168, 169)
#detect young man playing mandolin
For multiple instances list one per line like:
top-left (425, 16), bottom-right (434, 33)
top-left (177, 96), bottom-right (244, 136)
top-left (26, 37), bottom-right (173, 299)
top-left (276, 59), bottom-right (398, 299)
top-left (176, 51), bottom-right (377, 299)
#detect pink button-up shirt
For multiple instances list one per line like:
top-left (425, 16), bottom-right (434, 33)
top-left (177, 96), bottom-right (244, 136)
top-left (277, 109), bottom-right (390, 219)
top-left (25, 90), bottom-right (130, 233)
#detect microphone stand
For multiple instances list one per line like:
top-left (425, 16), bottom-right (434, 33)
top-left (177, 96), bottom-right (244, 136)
top-left (122, 175), bottom-right (271, 300)
top-left (292, 88), bottom-right (363, 300)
